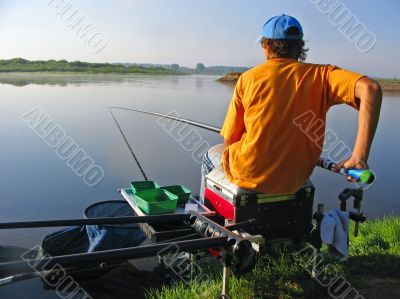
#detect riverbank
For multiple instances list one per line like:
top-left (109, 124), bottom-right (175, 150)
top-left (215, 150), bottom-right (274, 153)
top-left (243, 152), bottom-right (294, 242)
top-left (377, 79), bottom-right (400, 93)
top-left (148, 216), bottom-right (400, 298)
top-left (0, 58), bottom-right (181, 75)
top-left (216, 72), bottom-right (242, 83)
top-left (218, 72), bottom-right (400, 94)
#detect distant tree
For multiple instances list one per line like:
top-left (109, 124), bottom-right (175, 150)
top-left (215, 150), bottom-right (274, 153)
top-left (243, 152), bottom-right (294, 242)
top-left (71, 61), bottom-right (84, 67)
top-left (12, 58), bottom-right (28, 64)
top-left (171, 64), bottom-right (180, 70)
top-left (195, 63), bottom-right (206, 73)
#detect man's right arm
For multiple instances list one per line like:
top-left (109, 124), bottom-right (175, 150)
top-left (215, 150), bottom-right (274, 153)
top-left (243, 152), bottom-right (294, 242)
top-left (336, 77), bottom-right (382, 171)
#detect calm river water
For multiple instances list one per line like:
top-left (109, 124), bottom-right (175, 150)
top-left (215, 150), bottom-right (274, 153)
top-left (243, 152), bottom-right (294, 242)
top-left (0, 73), bottom-right (399, 298)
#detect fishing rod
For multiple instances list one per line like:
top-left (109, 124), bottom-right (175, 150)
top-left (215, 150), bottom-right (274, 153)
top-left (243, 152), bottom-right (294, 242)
top-left (109, 106), bottom-right (221, 133)
top-left (0, 237), bottom-right (228, 277)
top-left (110, 107), bottom-right (375, 184)
top-left (109, 107), bottom-right (148, 180)
top-left (0, 211), bottom-right (256, 278)
top-left (0, 272), bottom-right (39, 287)
top-left (318, 157), bottom-right (375, 184)
top-left (108, 106), bottom-right (219, 182)
top-left (0, 261), bottom-right (121, 287)
top-left (0, 214), bottom-right (190, 230)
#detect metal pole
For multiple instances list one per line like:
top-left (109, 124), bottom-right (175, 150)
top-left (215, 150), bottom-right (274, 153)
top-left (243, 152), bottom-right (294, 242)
top-left (0, 214), bottom-right (190, 229)
top-left (0, 237), bottom-right (228, 277)
top-left (221, 265), bottom-right (230, 298)
top-left (312, 204), bottom-right (324, 278)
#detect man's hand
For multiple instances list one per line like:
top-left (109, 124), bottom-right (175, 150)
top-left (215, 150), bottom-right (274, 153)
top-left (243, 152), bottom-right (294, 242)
top-left (334, 155), bottom-right (369, 182)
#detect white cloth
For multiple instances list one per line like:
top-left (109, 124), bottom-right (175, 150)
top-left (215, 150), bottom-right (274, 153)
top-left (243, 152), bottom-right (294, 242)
top-left (320, 209), bottom-right (349, 258)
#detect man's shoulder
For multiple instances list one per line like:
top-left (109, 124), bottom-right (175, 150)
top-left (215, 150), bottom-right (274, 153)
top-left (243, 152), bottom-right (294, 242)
top-left (299, 62), bottom-right (337, 72)
top-left (238, 61), bottom-right (336, 83)
top-left (290, 61), bottom-right (337, 71)
top-left (244, 61), bottom-right (331, 73)
top-left (238, 64), bottom-right (264, 82)
top-left (244, 63), bottom-right (266, 75)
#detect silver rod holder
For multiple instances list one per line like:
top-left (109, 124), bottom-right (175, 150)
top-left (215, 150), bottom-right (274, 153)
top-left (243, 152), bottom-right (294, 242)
top-left (311, 247), bottom-right (319, 278)
top-left (221, 265), bottom-right (230, 298)
top-left (354, 208), bottom-right (361, 237)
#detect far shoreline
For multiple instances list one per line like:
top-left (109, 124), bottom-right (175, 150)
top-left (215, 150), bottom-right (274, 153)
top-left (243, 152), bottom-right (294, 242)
top-left (0, 58), bottom-right (182, 76)
top-left (0, 71), bottom-right (185, 76)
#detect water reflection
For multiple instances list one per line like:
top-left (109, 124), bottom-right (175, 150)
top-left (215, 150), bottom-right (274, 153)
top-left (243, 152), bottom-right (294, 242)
top-left (195, 76), bottom-right (204, 90)
top-left (0, 73), bottom-right (177, 87)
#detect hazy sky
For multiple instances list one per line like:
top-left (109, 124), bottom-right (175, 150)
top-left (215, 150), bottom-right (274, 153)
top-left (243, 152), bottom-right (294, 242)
top-left (0, 0), bottom-right (399, 77)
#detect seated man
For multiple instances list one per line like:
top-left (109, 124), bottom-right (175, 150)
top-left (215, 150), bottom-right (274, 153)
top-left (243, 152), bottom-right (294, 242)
top-left (200, 14), bottom-right (382, 201)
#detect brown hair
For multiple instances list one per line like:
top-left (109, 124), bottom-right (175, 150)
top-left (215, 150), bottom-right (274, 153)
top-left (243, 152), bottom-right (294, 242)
top-left (261, 38), bottom-right (308, 61)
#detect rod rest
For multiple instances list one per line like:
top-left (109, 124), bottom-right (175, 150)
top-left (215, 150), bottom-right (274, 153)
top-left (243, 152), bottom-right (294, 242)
top-left (189, 211), bottom-right (256, 276)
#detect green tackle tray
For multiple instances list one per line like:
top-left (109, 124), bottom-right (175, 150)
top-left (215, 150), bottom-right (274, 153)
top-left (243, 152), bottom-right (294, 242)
top-left (160, 185), bottom-right (191, 205)
top-left (134, 188), bottom-right (178, 215)
top-left (131, 181), bottom-right (160, 194)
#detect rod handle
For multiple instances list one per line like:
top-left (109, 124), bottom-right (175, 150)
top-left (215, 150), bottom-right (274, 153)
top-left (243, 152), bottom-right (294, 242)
top-left (318, 158), bottom-right (375, 184)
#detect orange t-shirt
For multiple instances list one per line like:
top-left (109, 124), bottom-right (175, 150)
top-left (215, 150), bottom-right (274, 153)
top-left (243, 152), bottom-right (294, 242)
top-left (220, 58), bottom-right (364, 194)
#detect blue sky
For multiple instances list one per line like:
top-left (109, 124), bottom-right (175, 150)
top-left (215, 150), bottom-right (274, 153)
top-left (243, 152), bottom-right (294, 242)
top-left (0, 0), bottom-right (399, 77)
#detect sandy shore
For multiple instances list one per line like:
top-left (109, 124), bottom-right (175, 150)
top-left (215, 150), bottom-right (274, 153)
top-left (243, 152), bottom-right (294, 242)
top-left (377, 80), bottom-right (400, 93)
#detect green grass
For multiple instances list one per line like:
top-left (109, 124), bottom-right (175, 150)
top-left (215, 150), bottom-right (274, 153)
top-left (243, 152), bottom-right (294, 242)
top-left (147, 217), bottom-right (400, 299)
top-left (350, 217), bottom-right (400, 255)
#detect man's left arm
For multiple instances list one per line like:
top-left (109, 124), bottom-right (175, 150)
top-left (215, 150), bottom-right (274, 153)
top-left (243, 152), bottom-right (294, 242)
top-left (221, 78), bottom-right (246, 148)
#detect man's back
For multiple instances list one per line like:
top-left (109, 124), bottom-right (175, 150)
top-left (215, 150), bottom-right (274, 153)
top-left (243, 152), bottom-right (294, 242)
top-left (220, 58), bottom-right (364, 194)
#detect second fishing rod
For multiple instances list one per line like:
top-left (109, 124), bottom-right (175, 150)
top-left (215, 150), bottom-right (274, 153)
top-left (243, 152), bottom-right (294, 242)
top-left (109, 106), bottom-right (375, 184)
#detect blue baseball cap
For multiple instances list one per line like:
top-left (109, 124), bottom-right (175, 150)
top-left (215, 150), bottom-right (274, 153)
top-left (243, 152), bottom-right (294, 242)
top-left (256, 14), bottom-right (303, 43)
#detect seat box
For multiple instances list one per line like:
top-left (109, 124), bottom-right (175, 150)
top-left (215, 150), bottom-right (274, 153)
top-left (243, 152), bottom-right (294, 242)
top-left (204, 169), bottom-right (314, 241)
